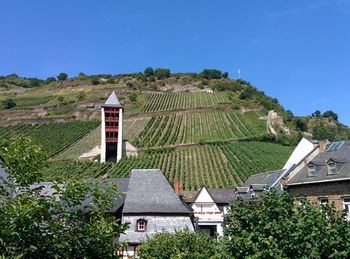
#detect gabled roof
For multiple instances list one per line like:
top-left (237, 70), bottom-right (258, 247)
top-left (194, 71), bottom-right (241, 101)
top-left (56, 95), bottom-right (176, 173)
top-left (207, 188), bottom-right (235, 204)
top-left (243, 169), bottom-right (285, 187)
top-left (122, 169), bottom-right (192, 214)
top-left (102, 91), bottom-right (122, 108)
top-left (288, 140), bottom-right (350, 186)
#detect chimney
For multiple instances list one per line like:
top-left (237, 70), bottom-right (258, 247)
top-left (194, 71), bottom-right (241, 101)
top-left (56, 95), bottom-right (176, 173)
top-left (173, 179), bottom-right (180, 195)
top-left (319, 140), bottom-right (330, 153)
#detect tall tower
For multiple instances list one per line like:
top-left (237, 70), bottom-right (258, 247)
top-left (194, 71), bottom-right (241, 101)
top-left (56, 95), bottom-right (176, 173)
top-left (101, 91), bottom-right (123, 163)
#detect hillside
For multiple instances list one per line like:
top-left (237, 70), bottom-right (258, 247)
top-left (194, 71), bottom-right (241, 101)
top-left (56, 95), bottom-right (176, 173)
top-left (1, 70), bottom-right (349, 190)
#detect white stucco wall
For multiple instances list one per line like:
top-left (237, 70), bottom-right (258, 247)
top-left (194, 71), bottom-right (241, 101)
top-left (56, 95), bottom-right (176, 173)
top-left (100, 107), bottom-right (106, 163)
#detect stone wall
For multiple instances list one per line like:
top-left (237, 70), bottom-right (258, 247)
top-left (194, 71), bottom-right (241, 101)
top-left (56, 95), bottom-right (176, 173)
top-left (288, 181), bottom-right (350, 211)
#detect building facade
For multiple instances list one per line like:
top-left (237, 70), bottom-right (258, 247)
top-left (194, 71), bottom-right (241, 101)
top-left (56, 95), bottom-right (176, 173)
top-left (118, 169), bottom-right (194, 258)
top-left (101, 91), bottom-right (123, 163)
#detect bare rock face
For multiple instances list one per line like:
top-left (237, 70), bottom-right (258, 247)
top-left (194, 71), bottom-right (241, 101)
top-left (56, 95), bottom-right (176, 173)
top-left (123, 141), bottom-right (138, 157)
top-left (267, 110), bottom-right (291, 135)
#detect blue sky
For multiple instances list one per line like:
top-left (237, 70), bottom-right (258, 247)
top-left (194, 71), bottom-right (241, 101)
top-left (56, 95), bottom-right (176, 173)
top-left (1, 0), bottom-right (349, 125)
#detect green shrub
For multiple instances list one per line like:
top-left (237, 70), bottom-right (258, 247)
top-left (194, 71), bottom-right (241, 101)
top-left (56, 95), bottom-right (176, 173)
top-left (154, 68), bottom-right (171, 79)
top-left (3, 98), bottom-right (16, 109)
top-left (201, 69), bottom-right (222, 79)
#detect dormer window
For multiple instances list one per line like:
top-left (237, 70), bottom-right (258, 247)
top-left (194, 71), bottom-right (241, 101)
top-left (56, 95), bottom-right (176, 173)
top-left (136, 219), bottom-right (147, 232)
top-left (308, 164), bottom-right (318, 176)
top-left (327, 160), bottom-right (338, 174)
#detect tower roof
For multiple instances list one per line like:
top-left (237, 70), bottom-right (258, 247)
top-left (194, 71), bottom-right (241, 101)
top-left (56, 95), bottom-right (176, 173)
top-left (102, 91), bottom-right (122, 108)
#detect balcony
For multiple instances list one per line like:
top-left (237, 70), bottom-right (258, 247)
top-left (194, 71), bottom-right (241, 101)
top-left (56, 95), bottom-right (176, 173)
top-left (105, 117), bottom-right (119, 122)
top-left (105, 126), bottom-right (118, 131)
top-left (106, 138), bottom-right (118, 143)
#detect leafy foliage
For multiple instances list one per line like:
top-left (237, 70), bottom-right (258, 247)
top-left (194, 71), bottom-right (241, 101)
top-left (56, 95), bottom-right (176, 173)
top-left (137, 230), bottom-right (217, 259)
top-left (0, 136), bottom-right (46, 187)
top-left (0, 179), bottom-right (127, 258)
top-left (323, 110), bottom-right (338, 121)
top-left (222, 190), bottom-right (350, 258)
top-left (201, 69), bottom-right (222, 79)
top-left (312, 123), bottom-right (336, 141)
top-left (144, 67), bottom-right (154, 77)
top-left (154, 68), bottom-right (171, 79)
top-left (295, 118), bottom-right (308, 132)
top-left (2, 98), bottom-right (16, 109)
top-left (57, 72), bottom-right (68, 81)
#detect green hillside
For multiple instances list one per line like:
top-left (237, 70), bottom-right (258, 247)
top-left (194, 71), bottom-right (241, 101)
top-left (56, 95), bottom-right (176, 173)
top-left (1, 70), bottom-right (349, 190)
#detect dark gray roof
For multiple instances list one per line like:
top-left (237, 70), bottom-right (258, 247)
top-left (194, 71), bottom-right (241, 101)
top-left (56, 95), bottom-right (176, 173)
top-left (101, 178), bottom-right (129, 193)
top-left (207, 188), bottom-right (235, 204)
top-left (122, 169), bottom-right (192, 214)
top-left (243, 170), bottom-right (285, 187)
top-left (102, 91), bottom-right (122, 108)
top-left (288, 140), bottom-right (350, 186)
top-left (0, 156), bottom-right (14, 198)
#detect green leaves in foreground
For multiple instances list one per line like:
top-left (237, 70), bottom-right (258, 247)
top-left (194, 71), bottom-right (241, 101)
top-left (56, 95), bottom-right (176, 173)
top-left (223, 191), bottom-right (350, 258)
top-left (0, 179), bottom-right (128, 258)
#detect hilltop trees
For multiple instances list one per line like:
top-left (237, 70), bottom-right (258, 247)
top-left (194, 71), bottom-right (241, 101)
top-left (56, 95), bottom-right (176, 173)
top-left (144, 67), bottom-right (154, 77)
top-left (57, 72), bottom-right (68, 81)
top-left (201, 69), bottom-right (222, 79)
top-left (154, 68), bottom-right (171, 79)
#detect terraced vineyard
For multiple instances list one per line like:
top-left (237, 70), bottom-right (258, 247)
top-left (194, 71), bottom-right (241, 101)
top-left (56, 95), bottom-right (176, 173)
top-left (124, 117), bottom-right (152, 142)
top-left (141, 92), bottom-right (230, 112)
top-left (133, 111), bottom-right (266, 148)
top-left (40, 141), bottom-right (293, 191)
top-left (0, 121), bottom-right (100, 157)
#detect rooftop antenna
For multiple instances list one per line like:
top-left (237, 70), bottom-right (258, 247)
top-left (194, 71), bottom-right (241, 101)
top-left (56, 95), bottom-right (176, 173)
top-left (237, 69), bottom-right (241, 79)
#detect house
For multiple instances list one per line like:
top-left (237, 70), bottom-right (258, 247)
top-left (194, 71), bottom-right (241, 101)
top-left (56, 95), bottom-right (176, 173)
top-left (185, 187), bottom-right (235, 236)
top-left (118, 169), bottom-right (194, 258)
top-left (286, 140), bottom-right (350, 218)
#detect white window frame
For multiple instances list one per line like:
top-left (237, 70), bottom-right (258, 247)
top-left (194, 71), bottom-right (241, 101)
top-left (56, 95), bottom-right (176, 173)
top-left (308, 164), bottom-right (317, 176)
top-left (328, 162), bottom-right (337, 174)
top-left (343, 198), bottom-right (350, 220)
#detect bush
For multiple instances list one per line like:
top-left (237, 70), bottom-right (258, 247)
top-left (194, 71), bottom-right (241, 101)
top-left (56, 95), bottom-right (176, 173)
top-left (3, 98), bottom-right (16, 109)
top-left (313, 124), bottom-right (336, 141)
top-left (154, 68), bottom-right (171, 79)
top-left (78, 91), bottom-right (86, 101)
top-left (91, 77), bottom-right (100, 85)
top-left (295, 118), bottom-right (308, 132)
top-left (222, 72), bottom-right (229, 78)
top-left (137, 230), bottom-right (217, 259)
top-left (239, 88), bottom-right (255, 100)
top-left (212, 81), bottom-right (243, 92)
top-left (144, 67), bottom-right (154, 77)
top-left (322, 110), bottom-right (338, 121)
top-left (57, 73), bottom-right (68, 81)
top-left (46, 77), bottom-right (56, 84)
top-left (128, 93), bottom-right (137, 102)
top-left (201, 69), bottom-right (222, 79)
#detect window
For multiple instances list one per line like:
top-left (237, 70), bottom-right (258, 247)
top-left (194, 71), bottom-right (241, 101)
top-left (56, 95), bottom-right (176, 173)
top-left (308, 164), bottom-right (318, 176)
top-left (319, 198), bottom-right (328, 206)
top-left (328, 162), bottom-right (337, 174)
top-left (343, 198), bottom-right (350, 220)
top-left (136, 219), bottom-right (147, 232)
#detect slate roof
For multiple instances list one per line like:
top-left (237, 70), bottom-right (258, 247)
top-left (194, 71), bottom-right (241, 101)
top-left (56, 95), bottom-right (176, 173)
top-left (288, 140), bottom-right (350, 186)
top-left (243, 169), bottom-right (285, 187)
top-left (122, 169), bottom-right (192, 214)
top-left (102, 91), bottom-right (123, 108)
top-left (183, 188), bottom-right (235, 204)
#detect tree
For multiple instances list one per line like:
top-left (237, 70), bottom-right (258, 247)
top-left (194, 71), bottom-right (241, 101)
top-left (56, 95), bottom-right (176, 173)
top-left (0, 179), bottom-right (128, 258)
top-left (312, 124), bottom-right (336, 141)
top-left (46, 77), bottom-right (56, 84)
top-left (57, 73), bottom-right (68, 81)
top-left (137, 230), bottom-right (217, 259)
top-left (0, 136), bottom-right (128, 257)
top-left (154, 68), bottom-right (171, 79)
top-left (222, 191), bottom-right (350, 258)
top-left (239, 88), bottom-right (255, 100)
top-left (295, 118), bottom-right (308, 132)
top-left (222, 72), bottom-right (229, 78)
top-left (312, 110), bottom-right (321, 117)
top-left (0, 136), bottom-right (46, 187)
top-left (323, 110), bottom-right (338, 121)
top-left (201, 69), bottom-right (222, 79)
top-left (144, 67), bottom-right (154, 77)
top-left (91, 77), bottom-right (100, 85)
top-left (3, 98), bottom-right (16, 109)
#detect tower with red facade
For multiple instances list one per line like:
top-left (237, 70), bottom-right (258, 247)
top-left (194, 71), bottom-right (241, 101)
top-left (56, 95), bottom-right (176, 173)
top-left (101, 91), bottom-right (123, 163)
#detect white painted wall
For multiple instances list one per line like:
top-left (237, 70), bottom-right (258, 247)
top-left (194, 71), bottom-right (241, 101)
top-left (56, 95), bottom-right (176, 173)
top-left (100, 107), bottom-right (106, 163)
top-left (283, 138), bottom-right (314, 169)
top-left (117, 107), bottom-right (123, 162)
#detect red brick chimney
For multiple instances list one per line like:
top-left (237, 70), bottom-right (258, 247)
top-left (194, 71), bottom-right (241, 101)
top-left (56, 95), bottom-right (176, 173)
top-left (173, 179), bottom-right (180, 195)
